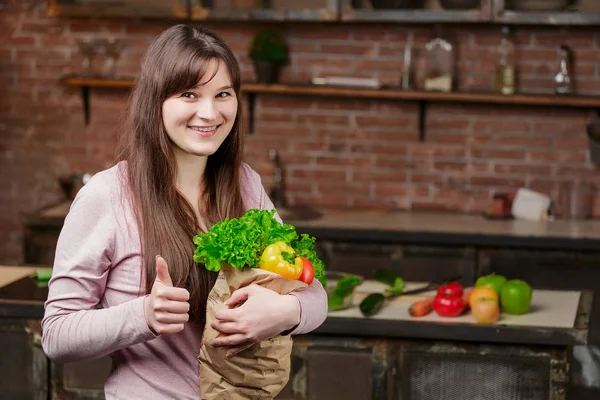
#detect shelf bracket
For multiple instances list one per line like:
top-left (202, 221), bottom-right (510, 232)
top-left (247, 92), bottom-right (256, 134)
top-left (418, 100), bottom-right (426, 142)
top-left (81, 86), bottom-right (90, 126)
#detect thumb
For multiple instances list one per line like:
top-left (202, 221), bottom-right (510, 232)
top-left (155, 255), bottom-right (173, 287)
top-left (225, 286), bottom-right (252, 307)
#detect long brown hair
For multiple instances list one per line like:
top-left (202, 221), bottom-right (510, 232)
top-left (118, 24), bottom-right (245, 326)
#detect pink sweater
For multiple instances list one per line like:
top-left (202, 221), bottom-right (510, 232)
top-left (41, 162), bottom-right (328, 400)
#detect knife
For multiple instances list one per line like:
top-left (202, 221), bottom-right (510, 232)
top-left (359, 275), bottom-right (464, 317)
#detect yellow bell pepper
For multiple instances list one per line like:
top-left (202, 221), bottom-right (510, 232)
top-left (259, 241), bottom-right (303, 280)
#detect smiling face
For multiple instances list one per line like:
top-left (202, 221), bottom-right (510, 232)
top-left (162, 58), bottom-right (238, 161)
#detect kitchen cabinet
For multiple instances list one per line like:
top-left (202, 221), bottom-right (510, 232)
top-left (50, 358), bottom-right (111, 400)
top-left (278, 336), bottom-right (393, 400)
top-left (46, 0), bottom-right (600, 25)
top-left (0, 319), bottom-right (47, 400)
top-left (339, 0), bottom-right (493, 23)
top-left (189, 0), bottom-right (339, 21)
top-left (492, 0), bottom-right (600, 26)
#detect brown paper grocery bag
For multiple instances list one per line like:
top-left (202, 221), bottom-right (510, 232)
top-left (198, 264), bottom-right (307, 400)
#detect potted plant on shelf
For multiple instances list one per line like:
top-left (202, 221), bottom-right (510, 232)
top-left (248, 28), bottom-right (288, 84)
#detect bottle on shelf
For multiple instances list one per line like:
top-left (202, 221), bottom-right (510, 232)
top-left (494, 26), bottom-right (516, 95)
top-left (554, 44), bottom-right (573, 95)
top-left (424, 27), bottom-right (455, 93)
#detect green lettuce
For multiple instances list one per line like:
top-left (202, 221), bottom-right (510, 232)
top-left (192, 209), bottom-right (326, 286)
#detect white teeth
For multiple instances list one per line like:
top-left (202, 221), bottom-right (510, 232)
top-left (190, 125), bottom-right (218, 132)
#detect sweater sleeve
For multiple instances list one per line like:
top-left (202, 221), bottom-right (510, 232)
top-left (41, 171), bottom-right (156, 363)
top-left (248, 165), bottom-right (329, 335)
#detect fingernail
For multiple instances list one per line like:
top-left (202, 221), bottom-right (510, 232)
top-left (209, 341), bottom-right (216, 346)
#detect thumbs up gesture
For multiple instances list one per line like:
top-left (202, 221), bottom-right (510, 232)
top-left (143, 255), bottom-right (191, 335)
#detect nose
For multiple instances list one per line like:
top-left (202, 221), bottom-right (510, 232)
top-left (196, 97), bottom-right (217, 121)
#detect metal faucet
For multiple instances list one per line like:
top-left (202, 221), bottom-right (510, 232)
top-left (269, 149), bottom-right (285, 208)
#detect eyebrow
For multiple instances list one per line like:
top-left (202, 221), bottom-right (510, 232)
top-left (192, 84), bottom-right (233, 91)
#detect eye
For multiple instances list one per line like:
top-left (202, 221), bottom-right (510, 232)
top-left (217, 91), bottom-right (232, 98)
top-left (180, 92), bottom-right (197, 99)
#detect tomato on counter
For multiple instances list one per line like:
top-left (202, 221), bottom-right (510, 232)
top-left (433, 281), bottom-right (465, 317)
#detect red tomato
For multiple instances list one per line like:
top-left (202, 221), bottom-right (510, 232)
top-left (298, 257), bottom-right (314, 285)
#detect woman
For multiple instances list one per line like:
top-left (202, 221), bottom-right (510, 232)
top-left (41, 24), bottom-right (328, 399)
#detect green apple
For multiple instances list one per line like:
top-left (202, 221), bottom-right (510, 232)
top-left (475, 273), bottom-right (507, 296)
top-left (500, 279), bottom-right (533, 315)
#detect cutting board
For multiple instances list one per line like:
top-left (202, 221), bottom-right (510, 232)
top-left (329, 280), bottom-right (581, 329)
top-left (0, 265), bottom-right (37, 287)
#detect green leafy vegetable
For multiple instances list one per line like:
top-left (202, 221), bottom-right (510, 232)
top-left (327, 274), bottom-right (361, 310)
top-left (193, 209), bottom-right (326, 286)
top-left (374, 268), bottom-right (404, 296)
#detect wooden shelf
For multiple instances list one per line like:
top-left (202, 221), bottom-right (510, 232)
top-left (241, 83), bottom-right (600, 109)
top-left (60, 76), bottom-right (600, 139)
top-left (496, 10), bottom-right (600, 26)
top-left (60, 75), bottom-right (136, 89)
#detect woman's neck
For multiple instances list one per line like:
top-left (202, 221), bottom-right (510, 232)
top-left (174, 150), bottom-right (208, 200)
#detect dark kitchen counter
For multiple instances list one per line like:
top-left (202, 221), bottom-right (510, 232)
top-left (0, 266), bottom-right (592, 347)
top-left (290, 208), bottom-right (600, 251)
top-left (27, 201), bottom-right (600, 251)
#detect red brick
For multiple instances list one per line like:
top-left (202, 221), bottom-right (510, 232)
top-left (527, 150), bottom-right (587, 163)
top-left (348, 29), bottom-right (387, 42)
top-left (316, 181), bottom-right (371, 196)
top-left (375, 183), bottom-right (430, 198)
top-left (493, 135), bottom-right (552, 148)
top-left (534, 120), bottom-right (588, 135)
top-left (294, 140), bottom-right (346, 153)
top-left (292, 28), bottom-right (350, 41)
top-left (353, 170), bottom-right (407, 182)
top-left (321, 43), bottom-right (377, 56)
top-left (259, 96), bottom-right (313, 109)
top-left (472, 120), bottom-right (532, 133)
top-left (256, 111), bottom-right (295, 123)
top-left (5, 35), bottom-right (36, 46)
top-left (471, 148), bottom-right (526, 160)
top-left (355, 116), bottom-right (412, 127)
top-left (297, 114), bottom-right (350, 125)
top-left (410, 144), bottom-right (466, 159)
top-left (426, 118), bottom-right (471, 131)
top-left (351, 142), bottom-right (407, 156)
top-left (494, 163), bottom-right (551, 175)
top-left (296, 56), bottom-right (351, 70)
top-left (533, 31), bottom-right (596, 49)
top-left (554, 165), bottom-right (599, 176)
top-left (317, 154), bottom-right (374, 168)
top-left (290, 167), bottom-right (347, 182)
top-left (354, 59), bottom-right (403, 71)
top-left (554, 136), bottom-right (590, 149)
top-left (412, 172), bottom-right (441, 185)
top-left (375, 157), bottom-right (418, 170)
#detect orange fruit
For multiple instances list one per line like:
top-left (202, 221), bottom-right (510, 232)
top-left (469, 286), bottom-right (499, 309)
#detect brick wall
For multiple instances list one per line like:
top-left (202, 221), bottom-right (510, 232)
top-left (1, 0), bottom-right (599, 263)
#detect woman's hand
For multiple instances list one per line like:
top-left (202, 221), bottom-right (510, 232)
top-left (143, 255), bottom-right (190, 335)
top-left (210, 284), bottom-right (301, 357)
